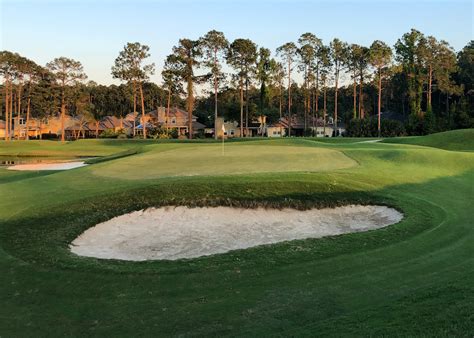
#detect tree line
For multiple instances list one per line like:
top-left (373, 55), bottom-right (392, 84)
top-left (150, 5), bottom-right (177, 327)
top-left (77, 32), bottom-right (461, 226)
top-left (1, 28), bottom-right (473, 141)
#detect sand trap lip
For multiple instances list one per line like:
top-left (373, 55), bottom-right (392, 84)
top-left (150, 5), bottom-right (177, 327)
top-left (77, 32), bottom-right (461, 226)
top-left (7, 161), bottom-right (87, 171)
top-left (70, 205), bottom-right (403, 261)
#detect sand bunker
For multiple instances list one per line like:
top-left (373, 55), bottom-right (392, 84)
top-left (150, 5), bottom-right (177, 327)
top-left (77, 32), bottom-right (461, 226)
top-left (70, 205), bottom-right (403, 261)
top-left (7, 161), bottom-right (87, 171)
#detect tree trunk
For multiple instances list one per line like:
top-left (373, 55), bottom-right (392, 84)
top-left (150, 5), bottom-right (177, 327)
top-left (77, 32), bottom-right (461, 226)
top-left (446, 92), bottom-right (449, 117)
top-left (245, 79), bottom-right (249, 137)
top-left (288, 58), bottom-right (292, 137)
top-left (61, 89), bottom-right (66, 142)
top-left (315, 68), bottom-right (319, 116)
top-left (334, 68), bottom-right (339, 136)
top-left (187, 76), bottom-right (193, 139)
top-left (323, 84), bottom-right (327, 136)
top-left (304, 66), bottom-right (307, 133)
top-left (96, 120), bottom-right (99, 138)
top-left (427, 64), bottom-right (432, 113)
top-left (17, 81), bottom-right (22, 120)
top-left (139, 82), bottom-right (146, 139)
top-left (312, 89), bottom-right (315, 130)
top-left (378, 68), bottom-right (382, 137)
top-left (279, 79), bottom-right (282, 136)
top-left (16, 82), bottom-right (23, 138)
top-left (26, 96), bottom-right (31, 140)
top-left (9, 85), bottom-right (13, 140)
top-left (353, 74), bottom-right (357, 119)
top-left (359, 74), bottom-right (364, 119)
top-left (166, 88), bottom-right (171, 133)
top-left (4, 77), bottom-right (9, 141)
top-left (240, 79), bottom-right (244, 137)
top-left (214, 48), bottom-right (218, 140)
top-left (132, 82), bottom-right (137, 137)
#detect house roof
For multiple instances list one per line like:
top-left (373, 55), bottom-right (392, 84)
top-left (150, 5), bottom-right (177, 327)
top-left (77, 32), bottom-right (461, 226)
top-left (193, 121), bottom-right (206, 130)
top-left (148, 107), bottom-right (198, 121)
top-left (278, 115), bottom-right (342, 128)
top-left (136, 122), bottom-right (155, 130)
top-left (100, 116), bottom-right (133, 129)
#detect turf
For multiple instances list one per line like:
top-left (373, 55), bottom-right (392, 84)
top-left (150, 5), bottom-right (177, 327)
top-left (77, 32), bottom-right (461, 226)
top-left (91, 144), bottom-right (357, 179)
top-left (0, 130), bottom-right (473, 336)
top-left (382, 128), bottom-right (474, 151)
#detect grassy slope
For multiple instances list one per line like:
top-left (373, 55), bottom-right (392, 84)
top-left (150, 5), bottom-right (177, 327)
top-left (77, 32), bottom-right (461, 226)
top-left (382, 128), bottom-right (474, 151)
top-left (0, 136), bottom-right (473, 336)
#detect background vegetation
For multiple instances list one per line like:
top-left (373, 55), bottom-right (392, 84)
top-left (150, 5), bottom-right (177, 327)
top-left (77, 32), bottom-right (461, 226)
top-left (1, 30), bottom-right (472, 140)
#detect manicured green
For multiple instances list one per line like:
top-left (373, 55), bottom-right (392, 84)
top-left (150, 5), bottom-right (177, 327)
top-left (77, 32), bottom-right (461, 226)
top-left (0, 130), bottom-right (473, 336)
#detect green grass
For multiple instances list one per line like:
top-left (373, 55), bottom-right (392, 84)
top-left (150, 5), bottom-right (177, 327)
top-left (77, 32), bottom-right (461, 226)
top-left (0, 132), bottom-right (473, 336)
top-left (91, 144), bottom-right (357, 180)
top-left (382, 128), bottom-right (474, 151)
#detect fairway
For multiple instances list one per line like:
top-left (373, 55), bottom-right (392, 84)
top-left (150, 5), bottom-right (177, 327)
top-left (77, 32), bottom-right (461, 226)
top-left (0, 130), bottom-right (474, 336)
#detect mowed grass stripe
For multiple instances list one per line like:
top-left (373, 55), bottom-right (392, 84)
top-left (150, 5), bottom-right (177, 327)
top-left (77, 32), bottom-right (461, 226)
top-left (0, 130), bottom-right (473, 335)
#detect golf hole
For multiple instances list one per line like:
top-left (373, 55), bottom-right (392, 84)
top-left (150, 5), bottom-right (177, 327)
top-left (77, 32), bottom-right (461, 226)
top-left (70, 205), bottom-right (403, 261)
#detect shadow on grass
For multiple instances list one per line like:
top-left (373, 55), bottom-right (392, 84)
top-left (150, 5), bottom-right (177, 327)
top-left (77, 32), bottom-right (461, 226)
top-left (0, 170), bottom-right (458, 275)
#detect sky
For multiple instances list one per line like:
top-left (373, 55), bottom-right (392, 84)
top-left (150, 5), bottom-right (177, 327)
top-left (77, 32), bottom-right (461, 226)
top-left (1, 0), bottom-right (473, 86)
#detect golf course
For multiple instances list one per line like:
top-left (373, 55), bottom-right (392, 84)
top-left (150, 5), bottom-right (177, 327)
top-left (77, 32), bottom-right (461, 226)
top-left (0, 129), bottom-right (473, 336)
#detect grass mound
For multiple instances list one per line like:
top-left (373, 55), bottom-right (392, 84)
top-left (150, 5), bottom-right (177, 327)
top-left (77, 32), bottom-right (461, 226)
top-left (0, 138), bottom-right (473, 335)
top-left (382, 129), bottom-right (474, 151)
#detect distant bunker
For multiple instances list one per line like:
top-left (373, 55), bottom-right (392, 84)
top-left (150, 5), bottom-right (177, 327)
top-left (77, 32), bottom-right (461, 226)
top-left (7, 161), bottom-right (87, 171)
top-left (70, 205), bottom-right (403, 261)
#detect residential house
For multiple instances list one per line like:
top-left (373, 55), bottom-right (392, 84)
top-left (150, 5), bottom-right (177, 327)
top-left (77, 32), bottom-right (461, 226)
top-left (215, 117), bottom-right (240, 138)
top-left (279, 115), bottom-right (345, 137)
top-left (9, 114), bottom-right (78, 139)
top-left (100, 115), bottom-right (133, 136)
top-left (266, 122), bottom-right (287, 137)
top-left (145, 107), bottom-right (206, 136)
top-left (0, 120), bottom-right (5, 139)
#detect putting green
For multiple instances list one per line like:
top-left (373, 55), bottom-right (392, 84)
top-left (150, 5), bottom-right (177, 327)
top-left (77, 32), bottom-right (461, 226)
top-left (91, 144), bottom-right (357, 179)
top-left (0, 130), bottom-right (473, 336)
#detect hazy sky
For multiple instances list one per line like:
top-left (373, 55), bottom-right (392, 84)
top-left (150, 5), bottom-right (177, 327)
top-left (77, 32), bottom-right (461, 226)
top-left (1, 0), bottom-right (472, 85)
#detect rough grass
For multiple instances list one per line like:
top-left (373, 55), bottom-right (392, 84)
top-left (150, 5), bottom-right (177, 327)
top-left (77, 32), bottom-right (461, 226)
top-left (0, 135), bottom-right (473, 336)
top-left (382, 129), bottom-right (474, 151)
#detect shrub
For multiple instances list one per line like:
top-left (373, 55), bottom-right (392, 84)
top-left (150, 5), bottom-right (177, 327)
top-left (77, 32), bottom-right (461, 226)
top-left (149, 127), bottom-right (179, 139)
top-left (346, 117), bottom-right (406, 137)
top-left (99, 128), bottom-right (128, 139)
top-left (407, 112), bottom-right (435, 136)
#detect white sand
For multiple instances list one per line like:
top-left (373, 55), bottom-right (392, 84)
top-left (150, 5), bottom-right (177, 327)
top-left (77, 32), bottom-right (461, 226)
top-left (7, 161), bottom-right (87, 171)
top-left (357, 139), bottom-right (383, 143)
top-left (70, 205), bottom-right (403, 261)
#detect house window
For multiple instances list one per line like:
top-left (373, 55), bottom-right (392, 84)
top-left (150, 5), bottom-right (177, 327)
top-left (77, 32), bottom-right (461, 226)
top-left (171, 118), bottom-right (176, 124)
top-left (18, 118), bottom-right (25, 125)
top-left (229, 130), bottom-right (234, 136)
